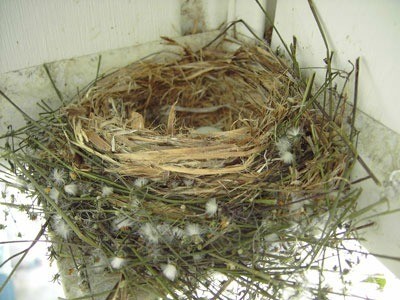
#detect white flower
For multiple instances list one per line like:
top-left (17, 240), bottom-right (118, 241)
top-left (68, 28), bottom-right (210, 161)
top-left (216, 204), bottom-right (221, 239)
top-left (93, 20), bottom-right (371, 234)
top-left (51, 168), bottom-right (65, 186)
top-left (49, 187), bottom-right (60, 203)
top-left (276, 137), bottom-right (291, 153)
top-left (53, 215), bottom-right (71, 240)
top-left (112, 216), bottom-right (134, 231)
top-left (205, 198), bottom-right (218, 216)
top-left (185, 223), bottom-right (201, 237)
top-left (64, 183), bottom-right (78, 196)
top-left (139, 223), bottom-right (159, 244)
top-left (102, 186), bottom-right (113, 197)
top-left (110, 257), bottom-right (127, 269)
top-left (134, 177), bottom-right (149, 188)
top-left (280, 151), bottom-right (294, 164)
top-left (162, 263), bottom-right (177, 281)
top-left (287, 127), bottom-right (302, 138)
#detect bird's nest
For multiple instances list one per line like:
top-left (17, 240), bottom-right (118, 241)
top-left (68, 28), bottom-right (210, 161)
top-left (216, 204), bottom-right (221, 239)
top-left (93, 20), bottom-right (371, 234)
top-left (1, 37), bottom-right (365, 300)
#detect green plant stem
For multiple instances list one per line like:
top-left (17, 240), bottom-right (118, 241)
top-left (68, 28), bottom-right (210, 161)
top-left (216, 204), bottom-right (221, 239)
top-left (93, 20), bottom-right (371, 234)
top-left (43, 64), bottom-right (64, 104)
top-left (350, 58), bottom-right (360, 141)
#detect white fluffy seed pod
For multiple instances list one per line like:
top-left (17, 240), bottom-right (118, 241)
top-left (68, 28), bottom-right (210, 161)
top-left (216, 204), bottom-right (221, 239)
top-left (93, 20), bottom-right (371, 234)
top-left (205, 198), bottom-right (218, 216)
top-left (112, 216), bottom-right (135, 231)
top-left (139, 223), bottom-right (159, 244)
top-left (276, 137), bottom-right (291, 153)
top-left (51, 168), bottom-right (65, 186)
top-left (287, 127), bottom-right (302, 138)
top-left (280, 151), bottom-right (294, 164)
top-left (110, 257), bottom-right (127, 269)
top-left (64, 183), bottom-right (78, 196)
top-left (134, 177), bottom-right (149, 188)
top-left (53, 215), bottom-right (71, 240)
top-left (162, 263), bottom-right (177, 281)
top-left (101, 186), bottom-right (113, 197)
top-left (49, 187), bottom-right (60, 203)
top-left (185, 223), bottom-right (201, 237)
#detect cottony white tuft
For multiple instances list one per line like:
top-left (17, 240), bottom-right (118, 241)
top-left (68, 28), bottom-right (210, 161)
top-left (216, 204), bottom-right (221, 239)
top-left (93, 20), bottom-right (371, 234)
top-left (134, 177), bottom-right (149, 188)
top-left (139, 223), bottom-right (159, 244)
top-left (112, 216), bottom-right (135, 231)
top-left (280, 151), bottom-right (294, 164)
top-left (185, 223), bottom-right (201, 237)
top-left (53, 215), bottom-right (71, 240)
top-left (276, 137), bottom-right (291, 153)
top-left (49, 187), bottom-right (60, 202)
top-left (287, 127), bottom-right (302, 138)
top-left (51, 168), bottom-right (65, 186)
top-left (162, 263), bottom-right (177, 281)
top-left (205, 198), bottom-right (218, 216)
top-left (64, 183), bottom-right (78, 196)
top-left (110, 257), bottom-right (127, 269)
top-left (101, 186), bottom-right (113, 197)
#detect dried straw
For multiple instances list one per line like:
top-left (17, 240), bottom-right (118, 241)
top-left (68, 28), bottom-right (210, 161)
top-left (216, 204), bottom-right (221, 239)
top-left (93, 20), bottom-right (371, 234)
top-left (63, 43), bottom-right (348, 202)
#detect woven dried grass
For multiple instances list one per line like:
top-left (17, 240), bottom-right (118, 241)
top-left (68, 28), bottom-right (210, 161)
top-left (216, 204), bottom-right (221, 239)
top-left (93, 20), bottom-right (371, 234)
top-left (65, 43), bottom-right (347, 202)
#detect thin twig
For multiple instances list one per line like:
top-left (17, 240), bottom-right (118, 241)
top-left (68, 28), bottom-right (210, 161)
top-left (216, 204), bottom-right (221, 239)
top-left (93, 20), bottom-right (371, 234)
top-left (43, 64), bottom-right (64, 105)
top-left (350, 58), bottom-right (360, 141)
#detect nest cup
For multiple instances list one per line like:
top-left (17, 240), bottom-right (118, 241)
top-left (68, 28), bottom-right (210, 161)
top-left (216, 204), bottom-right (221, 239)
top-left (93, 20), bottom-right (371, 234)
top-left (66, 43), bottom-right (347, 201)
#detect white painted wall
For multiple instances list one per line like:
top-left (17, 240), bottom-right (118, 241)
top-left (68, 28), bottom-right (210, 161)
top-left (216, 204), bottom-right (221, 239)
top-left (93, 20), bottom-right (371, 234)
top-left (0, 0), bottom-right (267, 74)
top-left (271, 0), bottom-right (400, 135)
top-left (0, 0), bottom-right (182, 73)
